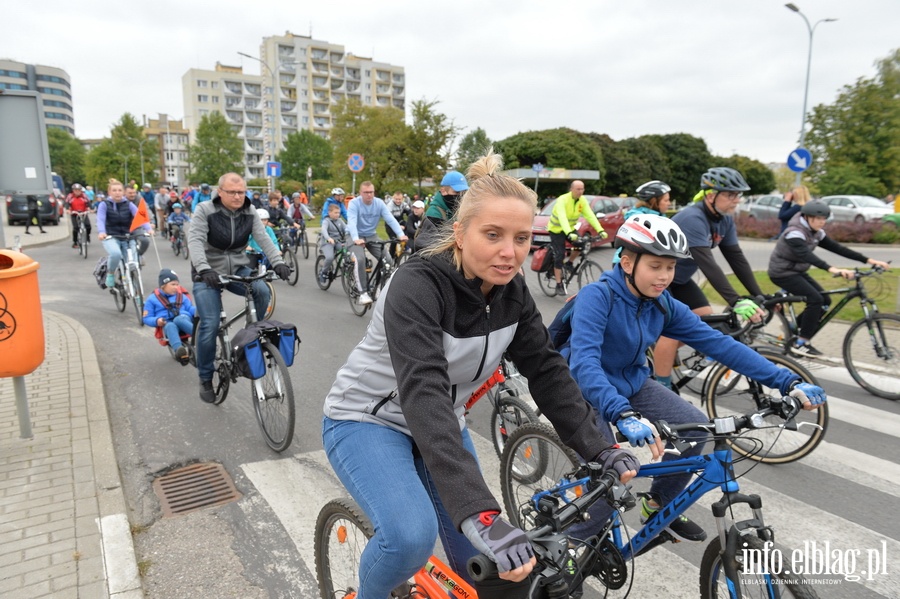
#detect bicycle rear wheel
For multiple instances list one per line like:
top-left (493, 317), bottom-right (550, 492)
top-left (130, 269), bottom-right (144, 326)
top-left (283, 249), bottom-right (298, 286)
top-left (700, 535), bottom-right (819, 599)
top-left (535, 270), bottom-right (557, 297)
top-left (747, 306), bottom-right (793, 352)
top-left (252, 341), bottom-right (295, 452)
top-left (704, 350), bottom-right (827, 463)
top-left (78, 226), bottom-right (87, 259)
top-left (500, 422), bottom-right (582, 530)
top-left (842, 313), bottom-right (900, 400)
top-left (576, 259), bottom-right (603, 289)
top-left (210, 332), bottom-right (231, 405)
top-left (348, 285), bottom-right (369, 316)
top-left (491, 393), bottom-right (539, 460)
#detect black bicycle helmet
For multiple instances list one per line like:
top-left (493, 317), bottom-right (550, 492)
top-left (615, 214), bottom-right (691, 260)
top-left (700, 167), bottom-right (750, 192)
top-left (800, 200), bottom-right (830, 218)
top-left (635, 180), bottom-right (671, 201)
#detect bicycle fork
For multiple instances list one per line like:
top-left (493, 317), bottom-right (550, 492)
top-left (711, 492), bottom-right (774, 589)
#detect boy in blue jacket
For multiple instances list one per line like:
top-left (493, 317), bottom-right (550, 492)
top-left (563, 214), bottom-right (826, 542)
top-left (143, 269), bottom-right (196, 363)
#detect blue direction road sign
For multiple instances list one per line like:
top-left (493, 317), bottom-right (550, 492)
top-left (532, 163), bottom-right (544, 173)
top-left (347, 153), bottom-right (365, 173)
top-left (787, 148), bottom-right (812, 173)
top-left (266, 161), bottom-right (282, 178)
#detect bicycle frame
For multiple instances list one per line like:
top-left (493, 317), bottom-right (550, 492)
top-left (113, 237), bottom-right (141, 297)
top-left (782, 276), bottom-right (878, 341)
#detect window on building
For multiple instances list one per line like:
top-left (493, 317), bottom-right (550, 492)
top-left (211, 81), bottom-right (219, 89)
top-left (365, 70), bottom-right (371, 76)
top-left (365, 96), bottom-right (371, 103)
top-left (167, 168), bottom-right (176, 179)
top-left (0, 83), bottom-right (27, 90)
top-left (199, 109), bottom-right (209, 116)
top-left (197, 79), bottom-right (208, 87)
top-left (212, 96), bottom-right (219, 104)
top-left (365, 83), bottom-right (371, 89)
top-left (165, 152), bottom-right (174, 161)
top-left (198, 95), bottom-right (208, 102)
top-left (302, 103), bottom-right (308, 111)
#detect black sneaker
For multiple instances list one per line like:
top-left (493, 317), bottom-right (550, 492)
top-left (199, 380), bottom-right (217, 404)
top-left (791, 341), bottom-right (823, 357)
top-left (640, 495), bottom-right (706, 542)
top-left (175, 346), bottom-right (190, 363)
top-left (556, 282), bottom-right (567, 297)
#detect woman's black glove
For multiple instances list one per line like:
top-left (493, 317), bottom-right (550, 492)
top-left (592, 446), bottom-right (640, 479)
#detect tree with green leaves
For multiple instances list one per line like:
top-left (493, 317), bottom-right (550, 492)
top-left (187, 111), bottom-right (244, 185)
top-left (640, 133), bottom-right (711, 203)
top-left (46, 128), bottom-right (86, 188)
top-left (806, 49), bottom-right (900, 198)
top-left (405, 99), bottom-right (459, 194)
top-left (84, 113), bottom-right (159, 190)
top-left (495, 128), bottom-right (605, 196)
top-left (456, 127), bottom-right (492, 173)
top-left (277, 129), bottom-right (333, 183)
top-left (589, 134), bottom-right (673, 197)
top-left (716, 154), bottom-right (775, 196)
top-left (330, 98), bottom-right (408, 193)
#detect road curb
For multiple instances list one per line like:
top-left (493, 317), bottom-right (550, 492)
top-left (52, 311), bottom-right (144, 598)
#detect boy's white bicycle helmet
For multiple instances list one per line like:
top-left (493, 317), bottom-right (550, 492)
top-left (615, 214), bottom-right (691, 260)
top-left (256, 209), bottom-right (270, 220)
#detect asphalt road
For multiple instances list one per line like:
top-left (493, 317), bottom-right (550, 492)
top-left (28, 232), bottom-right (900, 599)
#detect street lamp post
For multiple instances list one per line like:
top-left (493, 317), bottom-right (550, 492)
top-left (137, 138), bottom-right (148, 187)
top-left (784, 3), bottom-right (837, 186)
top-left (123, 154), bottom-right (129, 185)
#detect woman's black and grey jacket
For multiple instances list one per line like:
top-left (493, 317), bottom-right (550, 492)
top-left (323, 252), bottom-right (610, 529)
top-left (188, 195), bottom-right (284, 281)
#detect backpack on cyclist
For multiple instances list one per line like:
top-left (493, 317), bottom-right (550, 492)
top-left (93, 256), bottom-right (109, 289)
top-left (231, 319), bottom-right (300, 380)
top-left (547, 280), bottom-right (674, 351)
top-left (530, 246), bottom-right (553, 273)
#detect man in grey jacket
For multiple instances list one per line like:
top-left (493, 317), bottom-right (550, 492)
top-left (189, 172), bottom-right (292, 403)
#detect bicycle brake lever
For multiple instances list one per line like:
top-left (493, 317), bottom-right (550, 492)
top-left (795, 421), bottom-right (823, 432)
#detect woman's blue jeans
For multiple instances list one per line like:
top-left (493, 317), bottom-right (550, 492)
top-left (102, 238), bottom-right (135, 276)
top-left (322, 417), bottom-right (482, 599)
top-left (192, 265), bottom-right (270, 381)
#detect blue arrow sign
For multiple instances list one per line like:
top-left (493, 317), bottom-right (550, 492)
top-left (787, 148), bottom-right (812, 173)
top-left (266, 161), bottom-right (282, 178)
top-left (347, 153), bottom-right (365, 173)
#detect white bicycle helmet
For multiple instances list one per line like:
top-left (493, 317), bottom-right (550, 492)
top-left (256, 209), bottom-right (270, 220)
top-left (331, 187), bottom-right (345, 196)
top-left (615, 214), bottom-right (691, 260)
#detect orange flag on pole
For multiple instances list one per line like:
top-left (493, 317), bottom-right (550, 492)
top-left (130, 198), bottom-right (151, 231)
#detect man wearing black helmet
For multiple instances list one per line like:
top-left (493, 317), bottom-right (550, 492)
top-left (653, 167), bottom-right (766, 390)
top-left (768, 200), bottom-right (891, 356)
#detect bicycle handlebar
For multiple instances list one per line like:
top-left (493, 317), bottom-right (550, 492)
top-left (655, 394), bottom-right (804, 441)
top-left (218, 270), bottom-right (277, 285)
top-left (467, 469), bottom-right (625, 583)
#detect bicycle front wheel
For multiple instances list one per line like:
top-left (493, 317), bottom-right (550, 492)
top-left (211, 333), bottom-right (230, 405)
top-left (130, 269), bottom-right (144, 326)
top-left (264, 281), bottom-right (276, 319)
top-left (78, 226), bottom-right (87, 259)
top-left (314, 255), bottom-right (332, 290)
top-left (252, 341), bottom-right (295, 452)
top-left (300, 232), bottom-right (309, 259)
top-left (535, 270), bottom-right (557, 297)
top-left (113, 283), bottom-right (126, 312)
top-left (843, 313), bottom-right (900, 400)
top-left (491, 393), bottom-right (539, 460)
top-left (705, 350), bottom-right (827, 463)
top-left (576, 259), bottom-right (603, 289)
top-left (315, 498), bottom-right (373, 599)
top-left (283, 249), bottom-right (298, 286)
top-left (500, 422), bottom-right (581, 530)
top-left (182, 238), bottom-right (190, 261)
top-left (700, 535), bottom-right (819, 599)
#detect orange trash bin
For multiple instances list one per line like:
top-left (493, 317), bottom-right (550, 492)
top-left (0, 250), bottom-right (44, 377)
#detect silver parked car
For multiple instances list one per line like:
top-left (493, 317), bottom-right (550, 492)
top-left (819, 195), bottom-right (892, 224)
top-left (746, 194), bottom-right (785, 220)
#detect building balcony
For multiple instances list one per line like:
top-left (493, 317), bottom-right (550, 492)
top-left (280, 101), bottom-right (296, 112)
top-left (279, 63), bottom-right (296, 73)
top-left (231, 124), bottom-right (243, 135)
top-left (393, 86), bottom-right (404, 97)
top-left (376, 97), bottom-right (389, 107)
top-left (376, 84), bottom-right (390, 94)
top-left (312, 76), bottom-right (328, 89)
top-left (245, 98), bottom-right (260, 110)
top-left (279, 73), bottom-right (295, 85)
top-left (225, 81), bottom-right (243, 94)
top-left (376, 71), bottom-right (390, 82)
top-left (246, 112), bottom-right (262, 125)
top-left (282, 115), bottom-right (297, 127)
top-left (393, 99), bottom-right (405, 110)
top-left (331, 81), bottom-right (345, 91)
top-left (393, 74), bottom-right (405, 84)
top-left (244, 83), bottom-right (261, 96)
top-left (226, 110), bottom-right (244, 123)
top-left (346, 69), bottom-right (360, 80)
top-left (330, 52), bottom-right (344, 64)
top-left (245, 126), bottom-right (262, 137)
top-left (311, 48), bottom-right (327, 60)
top-left (280, 87), bottom-right (297, 100)
top-left (313, 102), bottom-right (329, 115)
top-left (225, 96), bottom-right (243, 108)
top-left (331, 93), bottom-right (344, 104)
top-left (346, 82), bottom-right (360, 93)
top-left (312, 61), bottom-right (329, 74)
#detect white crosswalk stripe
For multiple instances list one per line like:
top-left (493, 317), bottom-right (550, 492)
top-left (240, 387), bottom-right (899, 599)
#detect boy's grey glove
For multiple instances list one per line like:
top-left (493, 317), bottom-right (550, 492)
top-left (461, 511), bottom-right (533, 572)
top-left (274, 263), bottom-right (292, 281)
top-left (198, 269), bottom-right (221, 289)
top-left (592, 446), bottom-right (640, 479)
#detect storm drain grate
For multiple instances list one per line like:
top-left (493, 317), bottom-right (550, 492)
top-left (152, 462), bottom-right (242, 518)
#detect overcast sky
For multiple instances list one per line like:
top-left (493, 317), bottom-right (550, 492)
top-left (5, 0), bottom-right (898, 165)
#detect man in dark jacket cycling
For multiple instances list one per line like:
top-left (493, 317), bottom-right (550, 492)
top-left (188, 172), bottom-right (292, 404)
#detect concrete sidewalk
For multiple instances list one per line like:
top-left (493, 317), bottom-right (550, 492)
top-left (1, 225), bottom-right (143, 597)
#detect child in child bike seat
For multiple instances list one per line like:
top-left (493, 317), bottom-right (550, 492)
top-left (142, 269), bottom-right (195, 363)
top-left (767, 200), bottom-right (891, 356)
top-left (322, 150), bottom-right (639, 599)
top-left (561, 214), bottom-right (827, 543)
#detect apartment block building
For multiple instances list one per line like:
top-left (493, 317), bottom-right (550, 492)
top-left (144, 114), bottom-right (190, 189)
top-left (0, 59), bottom-right (74, 135)
top-left (182, 32), bottom-right (405, 180)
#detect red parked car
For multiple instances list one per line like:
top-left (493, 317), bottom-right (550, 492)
top-left (531, 195), bottom-right (624, 250)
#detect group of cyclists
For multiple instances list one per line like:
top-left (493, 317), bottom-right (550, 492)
top-left (78, 153), bottom-right (892, 597)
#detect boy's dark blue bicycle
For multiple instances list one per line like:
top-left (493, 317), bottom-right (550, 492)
top-left (500, 395), bottom-right (822, 598)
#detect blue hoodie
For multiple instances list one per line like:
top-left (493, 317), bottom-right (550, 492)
top-left (564, 266), bottom-right (799, 423)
